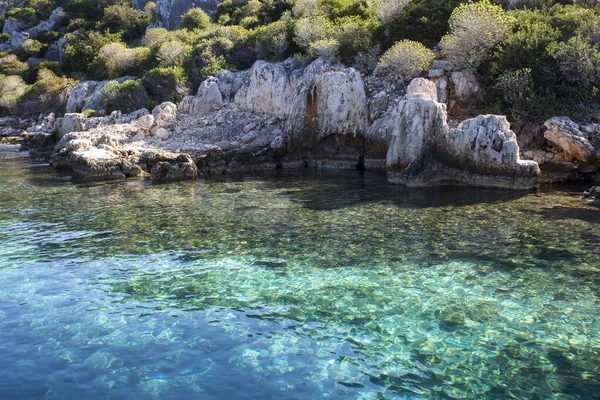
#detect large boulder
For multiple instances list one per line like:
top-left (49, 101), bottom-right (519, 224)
top-left (544, 117), bottom-right (596, 163)
top-left (178, 77), bottom-right (223, 114)
top-left (215, 70), bottom-right (246, 102)
top-left (450, 70), bottom-right (482, 103)
top-left (57, 113), bottom-right (88, 138)
top-left (234, 60), bottom-right (294, 116)
top-left (407, 78), bottom-right (438, 102)
top-left (152, 102), bottom-right (177, 126)
top-left (45, 36), bottom-right (67, 63)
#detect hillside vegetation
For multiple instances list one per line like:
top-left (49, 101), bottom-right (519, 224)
top-left (0, 0), bottom-right (599, 126)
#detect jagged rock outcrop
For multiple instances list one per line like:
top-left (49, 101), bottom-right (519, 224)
top-left (178, 77), bottom-right (223, 114)
top-left (3, 18), bottom-right (22, 36)
top-left (36, 58), bottom-right (540, 188)
top-left (65, 76), bottom-right (136, 113)
top-left (375, 89), bottom-right (539, 189)
top-left (283, 61), bottom-right (369, 169)
top-left (234, 60), bottom-right (294, 116)
top-left (544, 117), bottom-right (597, 163)
top-left (45, 37), bottom-right (67, 63)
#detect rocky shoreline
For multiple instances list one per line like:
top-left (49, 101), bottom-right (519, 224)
top-left (3, 58), bottom-right (600, 189)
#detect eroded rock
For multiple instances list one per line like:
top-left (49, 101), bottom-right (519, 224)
top-left (544, 117), bottom-right (596, 163)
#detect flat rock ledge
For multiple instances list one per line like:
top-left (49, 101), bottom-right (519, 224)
top-left (33, 59), bottom-right (541, 189)
top-left (50, 128), bottom-right (197, 182)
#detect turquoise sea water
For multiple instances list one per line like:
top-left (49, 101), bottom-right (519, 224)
top-left (0, 145), bottom-right (599, 399)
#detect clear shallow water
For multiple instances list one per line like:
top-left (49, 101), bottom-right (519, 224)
top-left (0, 146), bottom-right (599, 400)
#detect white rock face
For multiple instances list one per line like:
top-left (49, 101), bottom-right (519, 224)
top-left (544, 116), bottom-right (596, 163)
top-left (57, 113), bottom-right (88, 138)
top-left (234, 61), bottom-right (294, 116)
top-left (152, 127), bottom-right (170, 140)
top-left (152, 102), bottom-right (177, 126)
top-left (406, 78), bottom-right (438, 102)
top-left (66, 81), bottom-right (99, 113)
top-left (284, 59), bottom-right (369, 154)
top-left (178, 77), bottom-right (223, 115)
top-left (382, 79), bottom-right (540, 189)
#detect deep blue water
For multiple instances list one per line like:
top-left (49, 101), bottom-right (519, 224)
top-left (0, 145), bottom-right (599, 399)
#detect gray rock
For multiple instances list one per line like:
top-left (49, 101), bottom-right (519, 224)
top-left (451, 70), bottom-right (482, 102)
top-left (544, 116), bottom-right (596, 163)
top-left (3, 18), bottom-right (22, 36)
top-left (152, 102), bottom-right (177, 126)
top-left (137, 114), bottom-right (155, 131)
top-left (234, 60), bottom-right (294, 116)
top-left (407, 78), bottom-right (437, 102)
top-left (432, 60), bottom-right (452, 71)
top-left (216, 70), bottom-right (246, 102)
top-left (428, 69), bottom-right (445, 79)
top-left (66, 81), bottom-right (99, 113)
top-left (57, 113), bottom-right (88, 138)
top-left (177, 77), bottom-right (223, 114)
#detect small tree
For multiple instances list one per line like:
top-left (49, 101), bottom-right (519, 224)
top-left (181, 8), bottom-right (211, 31)
top-left (367, 0), bottom-right (411, 24)
top-left (157, 41), bottom-right (190, 67)
top-left (441, 0), bottom-right (514, 70)
top-left (376, 40), bottom-right (434, 81)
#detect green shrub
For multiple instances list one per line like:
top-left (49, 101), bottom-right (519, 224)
top-left (441, 0), bottom-right (514, 70)
top-left (0, 74), bottom-right (28, 115)
top-left (18, 68), bottom-right (75, 117)
top-left (251, 20), bottom-right (290, 60)
top-left (91, 43), bottom-right (151, 79)
top-left (333, 15), bottom-right (378, 64)
top-left (368, 0), bottom-right (410, 24)
top-left (376, 39), bottom-right (434, 81)
top-left (180, 8), bottom-right (211, 31)
top-left (548, 36), bottom-right (600, 89)
top-left (98, 4), bottom-right (150, 43)
top-left (0, 55), bottom-right (29, 77)
top-left (101, 79), bottom-right (150, 113)
top-left (22, 39), bottom-right (46, 56)
top-left (375, 0), bottom-right (466, 49)
top-left (62, 31), bottom-right (123, 76)
top-left (308, 38), bottom-right (339, 60)
top-left (142, 66), bottom-right (188, 105)
top-left (157, 40), bottom-right (190, 67)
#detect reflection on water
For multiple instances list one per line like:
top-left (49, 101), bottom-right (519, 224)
top-left (0, 146), bottom-right (599, 399)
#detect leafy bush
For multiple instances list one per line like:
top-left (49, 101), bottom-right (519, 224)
top-left (62, 31), bottom-right (123, 76)
top-left (368, 0), bottom-right (410, 24)
top-left (144, 28), bottom-right (172, 50)
top-left (376, 0), bottom-right (465, 49)
top-left (376, 39), bottom-right (434, 81)
top-left (441, 0), bottom-right (514, 70)
top-left (294, 16), bottom-right (332, 50)
top-left (18, 68), bottom-right (75, 117)
top-left (0, 74), bottom-right (28, 114)
top-left (309, 38), bottom-right (339, 60)
top-left (101, 78), bottom-right (149, 113)
top-left (333, 15), bottom-right (378, 64)
top-left (180, 8), bottom-right (211, 31)
top-left (98, 4), bottom-right (150, 43)
top-left (22, 39), bottom-right (46, 56)
top-left (251, 20), bottom-right (290, 60)
top-left (157, 40), bottom-right (190, 67)
top-left (92, 43), bottom-right (151, 79)
top-left (548, 36), bottom-right (600, 89)
top-left (142, 66), bottom-right (188, 105)
top-left (0, 54), bottom-right (29, 77)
